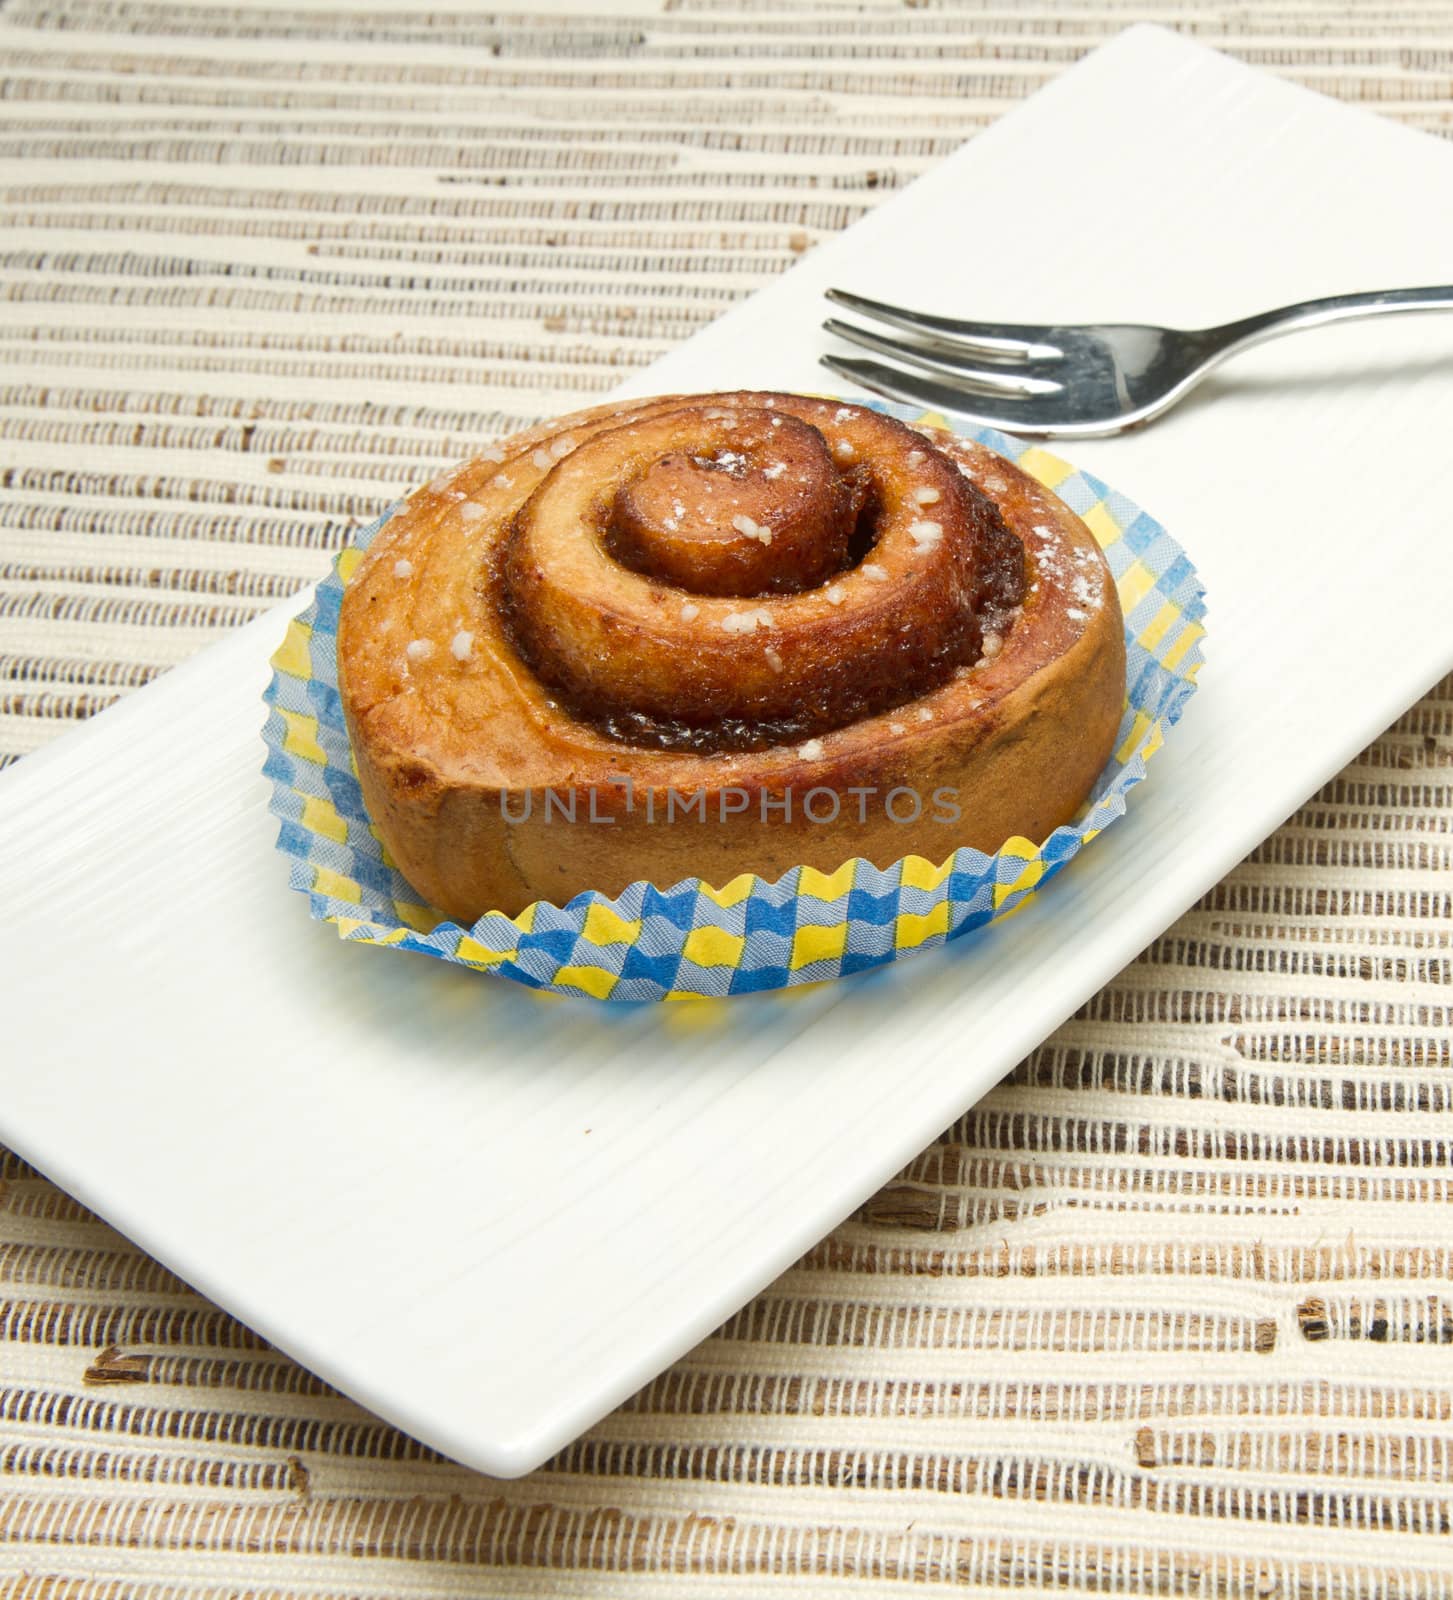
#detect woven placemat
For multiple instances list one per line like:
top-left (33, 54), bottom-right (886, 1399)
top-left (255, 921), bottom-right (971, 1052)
top-left (2, 3), bottom-right (1451, 1594)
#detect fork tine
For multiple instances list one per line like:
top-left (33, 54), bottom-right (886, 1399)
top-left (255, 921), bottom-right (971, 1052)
top-left (825, 288), bottom-right (1063, 361)
top-left (824, 319), bottom-right (1062, 396)
top-left (820, 354), bottom-right (1071, 438)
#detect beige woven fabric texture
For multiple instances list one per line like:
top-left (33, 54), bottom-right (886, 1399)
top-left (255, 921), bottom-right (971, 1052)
top-left (2, 1), bottom-right (1451, 1594)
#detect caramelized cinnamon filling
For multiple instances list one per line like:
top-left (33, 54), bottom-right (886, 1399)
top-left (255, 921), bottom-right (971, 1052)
top-left (496, 397), bottom-right (1025, 752)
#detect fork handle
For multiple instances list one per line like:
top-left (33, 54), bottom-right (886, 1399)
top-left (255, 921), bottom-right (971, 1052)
top-left (1211, 286), bottom-right (1453, 354)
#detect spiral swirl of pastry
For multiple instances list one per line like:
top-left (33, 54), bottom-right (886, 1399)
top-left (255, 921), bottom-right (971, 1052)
top-left (498, 396), bottom-right (1023, 749)
top-left (337, 391), bottom-right (1124, 923)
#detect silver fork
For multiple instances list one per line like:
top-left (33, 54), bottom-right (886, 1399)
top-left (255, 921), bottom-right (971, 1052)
top-left (821, 285), bottom-right (1453, 437)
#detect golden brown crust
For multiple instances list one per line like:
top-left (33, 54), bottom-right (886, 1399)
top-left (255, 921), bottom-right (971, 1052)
top-left (337, 393), bottom-right (1126, 922)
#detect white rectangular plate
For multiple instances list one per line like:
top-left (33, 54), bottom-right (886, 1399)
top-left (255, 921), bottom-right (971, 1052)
top-left (4, 26), bottom-right (1452, 1478)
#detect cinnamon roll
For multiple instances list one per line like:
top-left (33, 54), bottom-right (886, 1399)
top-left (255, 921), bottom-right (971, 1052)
top-left (337, 393), bottom-right (1125, 922)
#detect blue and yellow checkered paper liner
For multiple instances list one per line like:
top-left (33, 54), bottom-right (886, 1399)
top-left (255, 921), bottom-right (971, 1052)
top-left (262, 409), bottom-right (1205, 1002)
